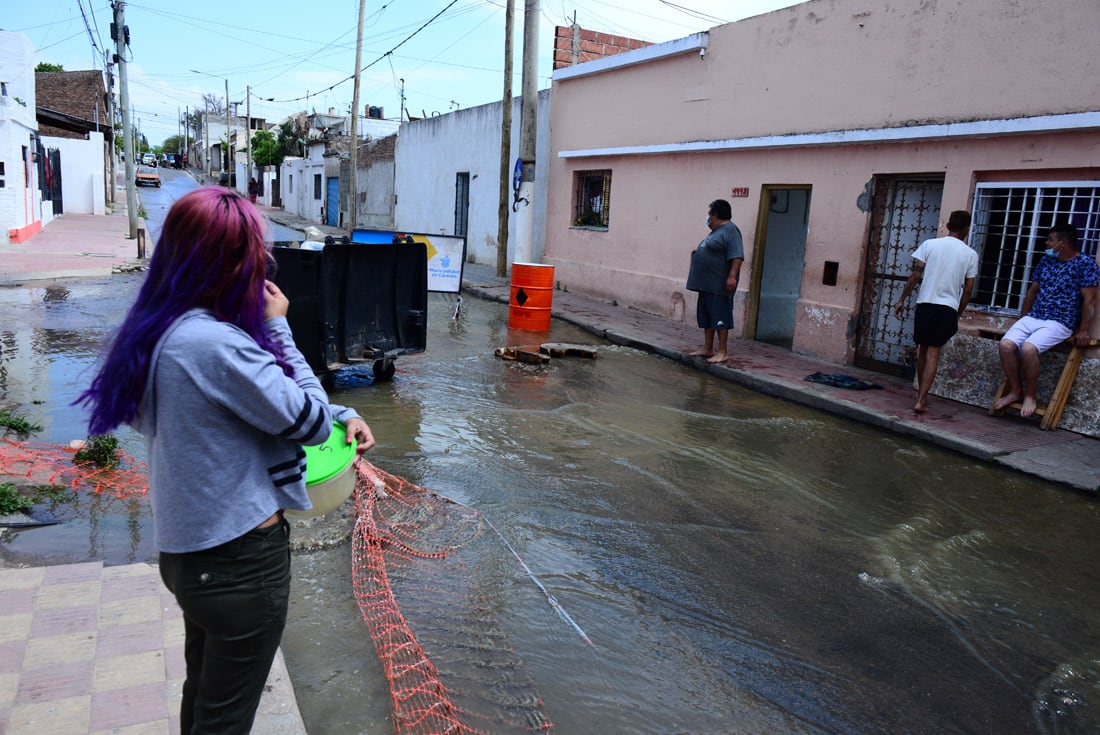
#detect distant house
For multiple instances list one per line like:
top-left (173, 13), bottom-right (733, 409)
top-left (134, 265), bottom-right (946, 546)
top-left (34, 69), bottom-right (111, 215)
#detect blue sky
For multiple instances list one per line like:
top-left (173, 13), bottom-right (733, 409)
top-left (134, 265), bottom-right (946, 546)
top-left (7, 0), bottom-right (801, 145)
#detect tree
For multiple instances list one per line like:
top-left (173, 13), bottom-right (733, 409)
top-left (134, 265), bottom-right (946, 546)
top-left (250, 130), bottom-right (280, 168)
top-left (276, 119), bottom-right (305, 159)
top-left (162, 135), bottom-right (185, 154)
top-left (35, 62), bottom-right (64, 72)
top-left (202, 93), bottom-right (225, 117)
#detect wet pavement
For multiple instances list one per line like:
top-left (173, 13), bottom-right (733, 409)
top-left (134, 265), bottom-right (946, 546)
top-left (2, 177), bottom-right (1098, 734)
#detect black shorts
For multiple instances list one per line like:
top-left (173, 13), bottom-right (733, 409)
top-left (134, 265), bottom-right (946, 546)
top-left (696, 291), bottom-right (734, 331)
top-left (913, 303), bottom-right (958, 347)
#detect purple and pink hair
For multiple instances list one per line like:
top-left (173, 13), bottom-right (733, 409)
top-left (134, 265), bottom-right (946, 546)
top-left (77, 187), bottom-right (290, 436)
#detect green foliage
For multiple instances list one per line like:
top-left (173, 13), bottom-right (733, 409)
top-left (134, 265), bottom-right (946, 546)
top-left (30, 485), bottom-right (70, 504)
top-left (162, 134), bottom-right (185, 154)
top-left (74, 434), bottom-right (121, 469)
top-left (0, 484), bottom-right (33, 515)
top-left (277, 120), bottom-right (305, 159)
top-left (251, 129), bottom-right (280, 167)
top-left (35, 62), bottom-right (64, 72)
top-left (0, 410), bottom-right (41, 435)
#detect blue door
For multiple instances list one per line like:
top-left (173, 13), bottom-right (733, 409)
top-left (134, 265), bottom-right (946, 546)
top-left (326, 177), bottom-right (340, 227)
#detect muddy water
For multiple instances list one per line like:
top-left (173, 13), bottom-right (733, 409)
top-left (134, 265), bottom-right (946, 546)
top-left (1, 279), bottom-right (1099, 733)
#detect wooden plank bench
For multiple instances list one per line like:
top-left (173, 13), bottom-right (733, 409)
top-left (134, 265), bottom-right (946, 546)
top-left (988, 336), bottom-right (1099, 430)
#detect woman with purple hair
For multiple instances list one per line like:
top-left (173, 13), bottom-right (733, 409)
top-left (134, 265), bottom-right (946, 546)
top-left (78, 187), bottom-right (374, 733)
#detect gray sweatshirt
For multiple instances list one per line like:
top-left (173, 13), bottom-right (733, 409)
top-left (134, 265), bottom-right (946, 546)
top-left (134, 309), bottom-right (360, 552)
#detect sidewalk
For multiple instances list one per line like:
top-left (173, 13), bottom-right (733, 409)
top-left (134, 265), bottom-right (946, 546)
top-left (1, 194), bottom-right (1097, 734)
top-left (0, 188), bottom-right (146, 287)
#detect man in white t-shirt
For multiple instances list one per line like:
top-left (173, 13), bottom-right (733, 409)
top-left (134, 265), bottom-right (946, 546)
top-left (893, 210), bottom-right (978, 412)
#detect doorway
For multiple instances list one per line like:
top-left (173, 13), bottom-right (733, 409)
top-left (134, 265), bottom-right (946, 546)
top-left (454, 172), bottom-right (470, 238)
top-left (855, 175), bottom-right (944, 374)
top-left (747, 186), bottom-right (811, 349)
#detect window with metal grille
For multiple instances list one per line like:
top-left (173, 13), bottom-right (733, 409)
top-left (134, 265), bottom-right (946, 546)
top-left (970, 182), bottom-right (1100, 314)
top-left (572, 170), bottom-right (611, 228)
top-left (313, 174), bottom-right (322, 200)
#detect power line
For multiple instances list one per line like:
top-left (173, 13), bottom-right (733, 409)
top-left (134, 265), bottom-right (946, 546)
top-left (270, 0), bottom-right (461, 104)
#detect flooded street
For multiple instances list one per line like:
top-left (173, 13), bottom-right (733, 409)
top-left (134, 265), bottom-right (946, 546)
top-left (1, 276), bottom-right (1099, 733)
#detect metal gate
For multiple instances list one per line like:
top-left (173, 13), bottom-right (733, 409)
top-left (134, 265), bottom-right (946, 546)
top-left (855, 175), bottom-right (944, 374)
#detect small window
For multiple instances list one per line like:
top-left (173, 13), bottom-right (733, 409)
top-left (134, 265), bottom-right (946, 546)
top-left (572, 169), bottom-right (611, 228)
top-left (314, 174), bottom-right (322, 200)
top-left (289, 174), bottom-right (294, 194)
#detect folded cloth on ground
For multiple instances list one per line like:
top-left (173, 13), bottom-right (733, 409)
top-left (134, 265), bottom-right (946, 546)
top-left (804, 372), bottom-right (884, 390)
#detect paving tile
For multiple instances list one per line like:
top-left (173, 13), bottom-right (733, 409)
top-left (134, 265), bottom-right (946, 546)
top-left (15, 659), bottom-right (94, 703)
top-left (94, 650), bottom-right (166, 692)
top-left (3, 587), bottom-right (37, 614)
top-left (0, 567), bottom-right (44, 592)
top-left (0, 614), bottom-right (32, 646)
top-left (0, 670), bottom-right (18, 710)
top-left (41, 562), bottom-right (103, 585)
top-left (90, 682), bottom-right (170, 731)
top-left (99, 595), bottom-right (162, 629)
top-left (100, 566), bottom-right (162, 602)
top-left (7, 694), bottom-right (91, 732)
top-left (29, 604), bottom-right (98, 637)
top-left (36, 581), bottom-right (102, 610)
top-left (0, 640), bottom-right (26, 674)
top-left (92, 718), bottom-right (173, 735)
top-left (23, 631), bottom-right (96, 670)
top-left (97, 621), bottom-right (162, 657)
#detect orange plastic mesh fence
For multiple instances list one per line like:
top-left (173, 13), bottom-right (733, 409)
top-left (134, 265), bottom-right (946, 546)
top-left (353, 461), bottom-right (553, 735)
top-left (0, 438), bottom-right (148, 499)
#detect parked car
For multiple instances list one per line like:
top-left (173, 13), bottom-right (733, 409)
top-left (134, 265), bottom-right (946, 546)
top-left (218, 171), bottom-right (237, 187)
top-left (135, 166), bottom-right (161, 187)
top-left (141, 153), bottom-right (157, 167)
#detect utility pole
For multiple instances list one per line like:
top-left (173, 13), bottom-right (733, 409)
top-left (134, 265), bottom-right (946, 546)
top-left (513, 0), bottom-right (539, 264)
top-left (104, 52), bottom-right (116, 207)
top-left (495, 0), bottom-right (515, 277)
top-left (348, 0), bottom-right (366, 233)
top-left (113, 1), bottom-right (137, 238)
top-left (204, 99), bottom-right (209, 174)
top-left (225, 78), bottom-right (230, 178)
top-left (246, 86), bottom-right (252, 182)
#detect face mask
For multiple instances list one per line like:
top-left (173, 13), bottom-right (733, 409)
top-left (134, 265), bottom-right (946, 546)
top-left (1045, 248), bottom-right (1057, 257)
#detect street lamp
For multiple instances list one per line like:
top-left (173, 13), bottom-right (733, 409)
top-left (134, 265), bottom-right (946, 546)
top-left (190, 70), bottom-right (231, 179)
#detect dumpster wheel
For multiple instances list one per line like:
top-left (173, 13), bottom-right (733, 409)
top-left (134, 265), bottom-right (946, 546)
top-left (372, 359), bottom-right (396, 382)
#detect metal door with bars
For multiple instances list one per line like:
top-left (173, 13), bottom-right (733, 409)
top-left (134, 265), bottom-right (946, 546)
top-left (855, 175), bottom-right (944, 374)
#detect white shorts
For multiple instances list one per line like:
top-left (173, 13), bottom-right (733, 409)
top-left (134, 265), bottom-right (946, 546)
top-left (1001, 315), bottom-right (1072, 353)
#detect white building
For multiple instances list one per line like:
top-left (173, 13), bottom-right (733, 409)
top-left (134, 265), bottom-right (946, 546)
top-left (0, 31), bottom-right (43, 244)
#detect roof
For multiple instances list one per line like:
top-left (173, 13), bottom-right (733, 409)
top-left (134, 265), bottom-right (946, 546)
top-left (35, 70), bottom-right (109, 138)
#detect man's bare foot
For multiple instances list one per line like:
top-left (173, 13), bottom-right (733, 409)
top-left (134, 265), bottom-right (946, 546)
top-left (689, 349), bottom-right (713, 357)
top-left (706, 352), bottom-right (728, 364)
top-left (1020, 396), bottom-right (1038, 418)
top-left (993, 392), bottom-right (1021, 411)
top-left (913, 400), bottom-right (928, 413)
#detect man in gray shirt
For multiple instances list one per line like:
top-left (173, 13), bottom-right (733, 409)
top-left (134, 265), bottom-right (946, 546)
top-left (686, 198), bottom-right (744, 363)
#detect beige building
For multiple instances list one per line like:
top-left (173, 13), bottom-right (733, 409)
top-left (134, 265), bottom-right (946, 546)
top-left (544, 0), bottom-right (1100, 392)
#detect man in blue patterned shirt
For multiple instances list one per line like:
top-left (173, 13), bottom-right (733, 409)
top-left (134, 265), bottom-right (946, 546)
top-left (994, 223), bottom-right (1099, 417)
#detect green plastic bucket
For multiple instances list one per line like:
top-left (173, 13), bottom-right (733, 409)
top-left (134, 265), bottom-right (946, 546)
top-left (285, 422), bottom-right (357, 518)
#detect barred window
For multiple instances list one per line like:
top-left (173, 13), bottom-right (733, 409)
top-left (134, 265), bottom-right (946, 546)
top-left (573, 170), bottom-right (611, 228)
top-left (970, 182), bottom-right (1100, 314)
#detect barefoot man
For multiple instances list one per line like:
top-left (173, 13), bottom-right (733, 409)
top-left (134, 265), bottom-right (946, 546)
top-left (993, 223), bottom-right (1099, 417)
top-left (893, 210), bottom-right (978, 413)
top-left (686, 199), bottom-right (744, 364)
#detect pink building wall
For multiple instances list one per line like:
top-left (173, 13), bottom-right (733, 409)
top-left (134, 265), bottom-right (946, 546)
top-left (545, 0), bottom-right (1100, 364)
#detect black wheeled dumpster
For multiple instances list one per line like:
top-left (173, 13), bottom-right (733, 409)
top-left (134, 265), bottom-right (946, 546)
top-left (271, 238), bottom-right (427, 384)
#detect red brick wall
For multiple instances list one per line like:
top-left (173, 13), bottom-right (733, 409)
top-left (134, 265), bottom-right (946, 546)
top-left (553, 25), bottom-right (652, 70)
